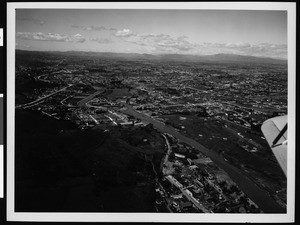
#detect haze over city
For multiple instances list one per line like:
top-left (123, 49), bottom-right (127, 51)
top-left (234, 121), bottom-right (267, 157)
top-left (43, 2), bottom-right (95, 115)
top-left (16, 9), bottom-right (287, 59)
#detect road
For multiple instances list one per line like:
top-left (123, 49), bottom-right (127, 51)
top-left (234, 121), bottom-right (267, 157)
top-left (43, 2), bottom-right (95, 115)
top-left (18, 84), bottom-right (73, 109)
top-left (219, 117), bottom-right (251, 130)
top-left (18, 59), bottom-right (69, 109)
top-left (37, 74), bottom-right (51, 83)
top-left (162, 132), bottom-right (210, 212)
top-left (77, 90), bottom-right (104, 107)
top-left (181, 188), bottom-right (210, 213)
top-left (36, 59), bottom-right (66, 82)
top-left (219, 101), bottom-right (268, 114)
top-left (166, 175), bottom-right (210, 213)
top-left (161, 134), bottom-right (172, 165)
top-left (121, 103), bottom-right (285, 213)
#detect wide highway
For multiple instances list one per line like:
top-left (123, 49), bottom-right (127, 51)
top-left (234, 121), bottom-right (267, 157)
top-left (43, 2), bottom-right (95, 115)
top-left (18, 84), bottom-right (73, 109)
top-left (77, 89), bottom-right (105, 107)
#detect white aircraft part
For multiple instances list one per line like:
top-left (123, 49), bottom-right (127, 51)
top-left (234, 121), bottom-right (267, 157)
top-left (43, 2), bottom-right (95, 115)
top-left (261, 115), bottom-right (287, 176)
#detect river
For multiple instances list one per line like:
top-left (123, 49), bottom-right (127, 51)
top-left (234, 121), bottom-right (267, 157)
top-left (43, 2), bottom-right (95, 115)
top-left (122, 103), bottom-right (285, 213)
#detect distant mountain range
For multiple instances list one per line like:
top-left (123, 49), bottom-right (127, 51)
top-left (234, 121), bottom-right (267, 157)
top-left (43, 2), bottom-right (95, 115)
top-left (16, 49), bottom-right (287, 65)
top-left (147, 53), bottom-right (287, 64)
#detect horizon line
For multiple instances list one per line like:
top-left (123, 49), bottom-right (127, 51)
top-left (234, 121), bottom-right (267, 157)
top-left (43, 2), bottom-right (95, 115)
top-left (15, 48), bottom-right (287, 61)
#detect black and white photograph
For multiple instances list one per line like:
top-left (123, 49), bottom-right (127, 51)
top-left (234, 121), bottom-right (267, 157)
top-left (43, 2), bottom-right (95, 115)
top-left (6, 2), bottom-right (296, 223)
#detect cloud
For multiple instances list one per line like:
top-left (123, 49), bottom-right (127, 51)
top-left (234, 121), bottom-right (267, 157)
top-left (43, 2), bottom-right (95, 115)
top-left (116, 28), bottom-right (287, 58)
top-left (198, 42), bottom-right (287, 59)
top-left (71, 34), bottom-right (86, 43)
top-left (17, 17), bottom-right (45, 25)
top-left (72, 25), bottom-right (118, 32)
top-left (16, 43), bottom-right (31, 48)
top-left (111, 27), bottom-right (287, 58)
top-left (114, 30), bottom-right (196, 53)
top-left (90, 37), bottom-right (113, 44)
top-left (155, 35), bottom-right (195, 51)
top-left (18, 25), bottom-right (286, 58)
top-left (114, 29), bottom-right (134, 37)
top-left (16, 32), bottom-right (86, 43)
top-left (109, 27), bottom-right (118, 31)
top-left (72, 25), bottom-right (106, 31)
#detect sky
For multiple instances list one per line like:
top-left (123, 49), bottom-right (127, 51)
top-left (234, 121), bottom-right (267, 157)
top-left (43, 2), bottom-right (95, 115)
top-left (16, 9), bottom-right (287, 59)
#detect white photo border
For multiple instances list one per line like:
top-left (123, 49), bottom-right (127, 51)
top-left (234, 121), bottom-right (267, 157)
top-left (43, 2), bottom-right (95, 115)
top-left (7, 2), bottom-right (296, 222)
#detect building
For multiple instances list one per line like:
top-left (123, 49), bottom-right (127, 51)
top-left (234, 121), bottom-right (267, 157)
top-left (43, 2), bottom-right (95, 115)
top-left (175, 153), bottom-right (186, 159)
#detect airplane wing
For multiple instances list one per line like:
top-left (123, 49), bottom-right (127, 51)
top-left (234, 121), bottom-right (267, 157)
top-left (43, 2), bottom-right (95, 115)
top-left (261, 115), bottom-right (287, 176)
